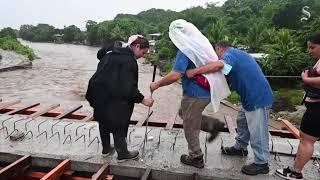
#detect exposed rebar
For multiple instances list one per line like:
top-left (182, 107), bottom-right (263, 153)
top-left (75, 124), bottom-right (86, 136)
top-left (75, 134), bottom-right (86, 143)
top-left (287, 140), bottom-right (294, 155)
top-left (88, 136), bottom-right (99, 147)
top-left (36, 131), bottom-right (48, 140)
top-left (63, 122), bottom-right (73, 135)
top-left (51, 120), bottom-right (62, 135)
top-left (49, 131), bottom-right (60, 141)
top-left (88, 125), bottom-right (96, 139)
top-left (63, 134), bottom-right (72, 144)
top-left (38, 120), bottom-right (49, 133)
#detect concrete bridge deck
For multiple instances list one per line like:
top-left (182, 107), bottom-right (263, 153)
top-left (0, 114), bottom-right (320, 179)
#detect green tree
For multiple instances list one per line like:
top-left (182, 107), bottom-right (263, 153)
top-left (0, 27), bottom-right (17, 38)
top-left (204, 19), bottom-right (230, 44)
top-left (86, 20), bottom-right (99, 45)
top-left (245, 22), bottom-right (266, 52)
top-left (62, 25), bottom-right (85, 43)
top-left (19, 24), bottom-right (55, 42)
top-left (261, 29), bottom-right (310, 76)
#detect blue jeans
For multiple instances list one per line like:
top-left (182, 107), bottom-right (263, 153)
top-left (234, 106), bottom-right (271, 164)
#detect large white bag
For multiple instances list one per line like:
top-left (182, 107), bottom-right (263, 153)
top-left (169, 19), bottom-right (230, 112)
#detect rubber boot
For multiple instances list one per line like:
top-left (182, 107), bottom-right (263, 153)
top-left (100, 131), bottom-right (114, 157)
top-left (113, 135), bottom-right (139, 162)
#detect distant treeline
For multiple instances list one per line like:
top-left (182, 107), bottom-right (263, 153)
top-left (2, 0), bottom-right (320, 75)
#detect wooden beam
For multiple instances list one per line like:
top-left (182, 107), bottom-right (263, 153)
top-left (224, 115), bottom-right (236, 135)
top-left (82, 115), bottom-right (94, 122)
top-left (24, 171), bottom-right (46, 179)
top-left (1, 108), bottom-right (88, 120)
top-left (40, 159), bottom-right (71, 180)
top-left (279, 118), bottom-right (300, 139)
top-left (29, 104), bottom-right (60, 119)
top-left (0, 100), bottom-right (21, 110)
top-left (5, 103), bottom-right (40, 115)
top-left (0, 155), bottom-right (31, 179)
top-left (54, 105), bottom-right (83, 120)
top-left (165, 114), bottom-right (177, 130)
top-left (140, 168), bottom-right (152, 180)
top-left (20, 170), bottom-right (76, 180)
top-left (91, 163), bottom-right (110, 180)
top-left (221, 100), bottom-right (240, 111)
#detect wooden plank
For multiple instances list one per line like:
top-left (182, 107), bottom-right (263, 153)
top-left (72, 177), bottom-right (91, 180)
top-left (5, 103), bottom-right (40, 115)
top-left (54, 105), bottom-right (83, 120)
top-left (0, 100), bottom-right (21, 110)
top-left (221, 100), bottom-right (240, 111)
top-left (224, 115), bottom-right (236, 135)
top-left (91, 163), bottom-right (110, 180)
top-left (140, 168), bottom-right (152, 180)
top-left (0, 108), bottom-right (88, 120)
top-left (40, 159), bottom-right (71, 180)
top-left (24, 171), bottom-right (46, 179)
top-left (29, 104), bottom-right (60, 118)
top-left (279, 118), bottom-right (300, 139)
top-left (165, 114), bottom-right (177, 130)
top-left (22, 170), bottom-right (76, 180)
top-left (0, 155), bottom-right (31, 179)
top-left (82, 115), bottom-right (94, 122)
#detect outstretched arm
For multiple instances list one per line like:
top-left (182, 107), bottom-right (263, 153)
top-left (186, 60), bottom-right (225, 78)
top-left (150, 71), bottom-right (183, 92)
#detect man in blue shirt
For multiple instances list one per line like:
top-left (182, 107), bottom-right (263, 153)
top-left (187, 41), bottom-right (273, 175)
top-left (150, 50), bottom-right (225, 168)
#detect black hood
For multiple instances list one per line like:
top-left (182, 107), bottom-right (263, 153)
top-left (97, 41), bottom-right (134, 61)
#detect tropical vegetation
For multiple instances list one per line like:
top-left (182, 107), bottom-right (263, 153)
top-left (0, 27), bottom-right (36, 60)
top-left (1, 0), bottom-right (320, 115)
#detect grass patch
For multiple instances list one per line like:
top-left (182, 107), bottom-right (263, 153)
top-left (226, 88), bottom-right (303, 107)
top-left (0, 36), bottom-right (37, 60)
top-left (226, 91), bottom-right (240, 104)
top-left (273, 88), bottom-right (304, 105)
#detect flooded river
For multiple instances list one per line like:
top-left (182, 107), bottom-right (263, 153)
top-left (0, 41), bottom-right (237, 123)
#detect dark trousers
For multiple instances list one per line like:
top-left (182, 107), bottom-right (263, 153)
top-left (98, 119), bottom-right (128, 151)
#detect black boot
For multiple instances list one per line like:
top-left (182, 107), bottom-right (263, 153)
top-left (180, 154), bottom-right (204, 168)
top-left (100, 132), bottom-right (115, 157)
top-left (114, 135), bottom-right (139, 162)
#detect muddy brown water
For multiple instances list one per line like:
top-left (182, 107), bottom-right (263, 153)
top-left (0, 41), bottom-right (237, 124)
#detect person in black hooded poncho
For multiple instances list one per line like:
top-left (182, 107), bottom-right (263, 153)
top-left (86, 35), bottom-right (154, 161)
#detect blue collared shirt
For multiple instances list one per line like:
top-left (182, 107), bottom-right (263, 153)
top-left (173, 50), bottom-right (210, 99)
top-left (222, 47), bottom-right (274, 111)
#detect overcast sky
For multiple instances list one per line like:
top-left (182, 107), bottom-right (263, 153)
top-left (1, 0), bottom-right (227, 30)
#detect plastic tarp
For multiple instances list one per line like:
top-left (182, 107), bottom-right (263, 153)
top-left (169, 19), bottom-right (230, 112)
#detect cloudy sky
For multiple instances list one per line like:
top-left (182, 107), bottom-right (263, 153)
top-left (1, 0), bottom-right (227, 30)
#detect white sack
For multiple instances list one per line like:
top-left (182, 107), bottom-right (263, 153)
top-left (169, 19), bottom-right (230, 112)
